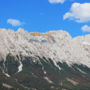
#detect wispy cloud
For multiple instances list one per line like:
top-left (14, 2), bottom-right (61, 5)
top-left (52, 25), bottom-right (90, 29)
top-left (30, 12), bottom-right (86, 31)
top-left (7, 19), bottom-right (24, 26)
top-left (63, 3), bottom-right (90, 23)
top-left (82, 25), bottom-right (90, 32)
top-left (49, 0), bottom-right (65, 4)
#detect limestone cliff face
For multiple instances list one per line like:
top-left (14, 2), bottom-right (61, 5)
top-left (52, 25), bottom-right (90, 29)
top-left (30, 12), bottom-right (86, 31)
top-left (0, 28), bottom-right (90, 68)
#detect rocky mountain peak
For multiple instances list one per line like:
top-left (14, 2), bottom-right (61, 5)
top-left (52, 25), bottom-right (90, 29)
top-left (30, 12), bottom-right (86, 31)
top-left (0, 28), bottom-right (90, 68)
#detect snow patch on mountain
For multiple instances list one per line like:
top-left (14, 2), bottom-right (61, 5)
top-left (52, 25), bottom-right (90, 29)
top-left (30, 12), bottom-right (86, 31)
top-left (44, 77), bottom-right (53, 84)
top-left (18, 60), bottom-right (23, 72)
top-left (3, 72), bottom-right (10, 77)
top-left (77, 67), bottom-right (87, 74)
top-left (66, 78), bottom-right (78, 86)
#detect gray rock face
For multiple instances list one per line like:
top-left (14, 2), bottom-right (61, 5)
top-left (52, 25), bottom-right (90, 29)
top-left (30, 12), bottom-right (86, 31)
top-left (0, 28), bottom-right (90, 68)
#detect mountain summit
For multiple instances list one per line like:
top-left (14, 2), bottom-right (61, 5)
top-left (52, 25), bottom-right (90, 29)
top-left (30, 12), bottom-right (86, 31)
top-left (0, 28), bottom-right (90, 90)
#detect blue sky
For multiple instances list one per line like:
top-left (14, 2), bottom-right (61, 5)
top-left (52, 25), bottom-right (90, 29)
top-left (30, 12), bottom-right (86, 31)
top-left (0, 0), bottom-right (90, 37)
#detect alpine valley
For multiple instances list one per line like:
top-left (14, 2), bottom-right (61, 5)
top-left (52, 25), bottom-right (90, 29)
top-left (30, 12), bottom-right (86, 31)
top-left (0, 28), bottom-right (90, 90)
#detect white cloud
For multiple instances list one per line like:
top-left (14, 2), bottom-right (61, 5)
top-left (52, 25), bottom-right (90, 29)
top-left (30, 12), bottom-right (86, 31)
top-left (82, 25), bottom-right (90, 32)
top-left (7, 19), bottom-right (23, 26)
top-left (49, 0), bottom-right (65, 4)
top-left (63, 3), bottom-right (90, 23)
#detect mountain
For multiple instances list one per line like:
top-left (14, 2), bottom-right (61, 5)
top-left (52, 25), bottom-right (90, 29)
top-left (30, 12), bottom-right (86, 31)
top-left (0, 28), bottom-right (90, 90)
